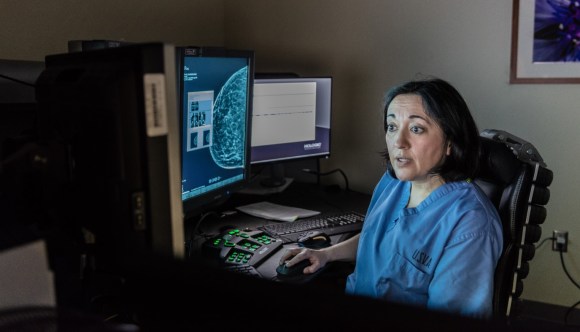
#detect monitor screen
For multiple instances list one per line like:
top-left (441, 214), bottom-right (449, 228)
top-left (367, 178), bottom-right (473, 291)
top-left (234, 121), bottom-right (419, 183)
top-left (35, 43), bottom-right (184, 267)
top-left (176, 47), bottom-right (254, 219)
top-left (250, 77), bottom-right (332, 164)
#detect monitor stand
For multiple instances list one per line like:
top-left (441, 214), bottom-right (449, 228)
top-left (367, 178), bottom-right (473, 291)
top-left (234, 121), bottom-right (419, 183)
top-left (239, 163), bottom-right (294, 195)
top-left (260, 163), bottom-right (287, 188)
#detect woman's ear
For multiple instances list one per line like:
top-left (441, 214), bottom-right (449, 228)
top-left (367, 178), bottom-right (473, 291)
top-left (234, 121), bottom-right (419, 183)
top-left (446, 142), bottom-right (452, 156)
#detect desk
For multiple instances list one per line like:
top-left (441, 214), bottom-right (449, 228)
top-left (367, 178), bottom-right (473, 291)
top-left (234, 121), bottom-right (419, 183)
top-left (186, 181), bottom-right (371, 282)
top-left (122, 184), bottom-right (514, 330)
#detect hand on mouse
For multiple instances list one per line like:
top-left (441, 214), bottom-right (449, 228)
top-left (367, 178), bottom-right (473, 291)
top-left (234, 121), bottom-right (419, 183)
top-left (279, 247), bottom-right (329, 274)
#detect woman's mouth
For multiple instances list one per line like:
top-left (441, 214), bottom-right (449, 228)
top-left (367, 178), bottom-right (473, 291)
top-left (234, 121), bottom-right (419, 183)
top-left (394, 157), bottom-right (411, 165)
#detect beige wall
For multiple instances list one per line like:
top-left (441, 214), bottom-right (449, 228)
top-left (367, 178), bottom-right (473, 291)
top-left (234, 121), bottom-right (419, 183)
top-left (0, 0), bottom-right (225, 60)
top-left (224, 0), bottom-right (580, 308)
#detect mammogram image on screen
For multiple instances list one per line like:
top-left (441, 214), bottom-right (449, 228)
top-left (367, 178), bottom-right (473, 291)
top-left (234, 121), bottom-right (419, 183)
top-left (209, 66), bottom-right (248, 169)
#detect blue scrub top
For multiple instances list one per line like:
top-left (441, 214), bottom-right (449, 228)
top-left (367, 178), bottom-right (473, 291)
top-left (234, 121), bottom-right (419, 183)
top-left (345, 172), bottom-right (503, 319)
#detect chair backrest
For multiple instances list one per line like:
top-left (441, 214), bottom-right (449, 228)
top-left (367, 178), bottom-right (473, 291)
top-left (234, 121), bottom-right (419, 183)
top-left (474, 129), bottom-right (553, 319)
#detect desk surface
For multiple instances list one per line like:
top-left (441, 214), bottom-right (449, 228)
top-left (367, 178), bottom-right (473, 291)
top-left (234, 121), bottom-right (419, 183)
top-left (197, 181), bottom-right (370, 229)
top-left (124, 182), bottom-right (518, 330)
top-left (186, 181), bottom-right (371, 281)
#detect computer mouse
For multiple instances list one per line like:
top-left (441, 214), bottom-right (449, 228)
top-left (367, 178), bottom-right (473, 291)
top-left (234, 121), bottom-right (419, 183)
top-left (297, 230), bottom-right (331, 249)
top-left (276, 259), bottom-right (312, 278)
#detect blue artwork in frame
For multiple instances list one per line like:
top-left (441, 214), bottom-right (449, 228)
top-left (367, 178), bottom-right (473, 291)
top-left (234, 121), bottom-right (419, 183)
top-left (533, 0), bottom-right (580, 62)
top-left (511, 0), bottom-right (580, 83)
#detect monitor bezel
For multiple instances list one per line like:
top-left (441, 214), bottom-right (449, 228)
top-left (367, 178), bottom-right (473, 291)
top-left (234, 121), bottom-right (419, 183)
top-left (176, 46), bottom-right (255, 220)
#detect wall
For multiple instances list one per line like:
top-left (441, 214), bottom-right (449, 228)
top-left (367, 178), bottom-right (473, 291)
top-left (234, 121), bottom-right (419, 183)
top-left (224, 0), bottom-right (580, 308)
top-left (0, 0), bottom-right (225, 61)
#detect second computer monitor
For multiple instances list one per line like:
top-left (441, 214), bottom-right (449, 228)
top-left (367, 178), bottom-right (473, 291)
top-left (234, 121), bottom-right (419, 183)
top-left (250, 77), bottom-right (332, 164)
top-left (177, 47), bottom-right (254, 219)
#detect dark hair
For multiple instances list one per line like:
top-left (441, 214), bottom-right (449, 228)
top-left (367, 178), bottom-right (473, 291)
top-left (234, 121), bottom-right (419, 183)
top-left (382, 77), bottom-right (480, 182)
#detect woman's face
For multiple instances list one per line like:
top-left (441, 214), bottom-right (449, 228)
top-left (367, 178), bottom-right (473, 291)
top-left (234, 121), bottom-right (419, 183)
top-left (385, 94), bottom-right (450, 184)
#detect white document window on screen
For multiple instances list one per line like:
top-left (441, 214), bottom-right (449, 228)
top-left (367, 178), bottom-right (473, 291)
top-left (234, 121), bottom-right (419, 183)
top-left (251, 82), bottom-right (317, 147)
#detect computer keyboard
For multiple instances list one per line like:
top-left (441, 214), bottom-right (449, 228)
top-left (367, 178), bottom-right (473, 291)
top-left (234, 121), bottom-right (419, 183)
top-left (260, 211), bottom-right (365, 243)
top-left (224, 264), bottom-right (262, 278)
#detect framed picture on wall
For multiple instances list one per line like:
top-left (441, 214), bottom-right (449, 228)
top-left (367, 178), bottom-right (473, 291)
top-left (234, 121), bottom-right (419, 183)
top-left (510, 0), bottom-right (580, 83)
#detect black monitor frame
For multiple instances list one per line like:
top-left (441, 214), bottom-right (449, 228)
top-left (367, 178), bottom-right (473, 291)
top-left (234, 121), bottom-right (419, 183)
top-left (175, 47), bottom-right (255, 221)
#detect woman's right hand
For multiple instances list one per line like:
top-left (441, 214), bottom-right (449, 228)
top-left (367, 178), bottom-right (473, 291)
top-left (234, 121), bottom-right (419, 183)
top-left (278, 246), bottom-right (330, 274)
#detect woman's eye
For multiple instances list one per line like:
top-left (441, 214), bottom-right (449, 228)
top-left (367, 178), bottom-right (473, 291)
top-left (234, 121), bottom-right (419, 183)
top-left (410, 126), bottom-right (424, 134)
top-left (386, 124), bottom-right (397, 132)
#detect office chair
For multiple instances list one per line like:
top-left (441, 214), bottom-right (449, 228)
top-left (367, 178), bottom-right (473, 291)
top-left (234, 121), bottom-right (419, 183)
top-left (474, 129), bottom-right (553, 319)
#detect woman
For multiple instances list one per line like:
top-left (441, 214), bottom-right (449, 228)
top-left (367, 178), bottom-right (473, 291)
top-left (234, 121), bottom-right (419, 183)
top-left (279, 78), bottom-right (503, 319)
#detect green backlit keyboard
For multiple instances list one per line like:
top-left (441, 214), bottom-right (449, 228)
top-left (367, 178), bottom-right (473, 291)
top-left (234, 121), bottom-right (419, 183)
top-left (202, 228), bottom-right (283, 268)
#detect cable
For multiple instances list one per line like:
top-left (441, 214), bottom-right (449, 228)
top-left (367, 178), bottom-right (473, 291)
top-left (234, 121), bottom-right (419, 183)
top-left (0, 73), bottom-right (36, 87)
top-left (302, 168), bottom-right (350, 191)
top-left (560, 250), bottom-right (580, 290)
top-left (564, 299), bottom-right (580, 327)
top-left (559, 249), bottom-right (580, 327)
top-left (187, 211), bottom-right (219, 258)
top-left (535, 236), bottom-right (555, 249)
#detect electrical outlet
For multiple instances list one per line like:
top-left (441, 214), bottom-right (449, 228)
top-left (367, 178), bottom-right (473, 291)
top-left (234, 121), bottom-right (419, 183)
top-left (553, 230), bottom-right (568, 252)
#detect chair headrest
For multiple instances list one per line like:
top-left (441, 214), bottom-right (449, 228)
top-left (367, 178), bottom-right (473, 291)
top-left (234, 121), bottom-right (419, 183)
top-left (478, 137), bottom-right (521, 184)
top-left (480, 129), bottom-right (546, 167)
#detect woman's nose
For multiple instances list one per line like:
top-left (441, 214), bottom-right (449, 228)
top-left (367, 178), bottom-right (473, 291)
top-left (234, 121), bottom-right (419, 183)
top-left (393, 130), bottom-right (408, 149)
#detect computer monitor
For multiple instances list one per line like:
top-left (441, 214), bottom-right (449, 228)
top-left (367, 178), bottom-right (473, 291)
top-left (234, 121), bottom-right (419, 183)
top-left (0, 60), bottom-right (45, 251)
top-left (250, 76), bottom-right (332, 187)
top-left (0, 60), bottom-right (45, 151)
top-left (34, 43), bottom-right (183, 269)
top-left (176, 47), bottom-right (254, 220)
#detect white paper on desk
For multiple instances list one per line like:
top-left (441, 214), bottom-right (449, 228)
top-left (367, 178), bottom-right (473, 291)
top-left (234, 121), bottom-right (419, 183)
top-left (235, 201), bottom-right (320, 222)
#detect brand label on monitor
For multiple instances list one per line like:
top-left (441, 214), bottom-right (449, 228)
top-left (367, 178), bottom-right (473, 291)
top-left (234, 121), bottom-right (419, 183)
top-left (304, 142), bottom-right (322, 150)
top-left (144, 74), bottom-right (168, 137)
